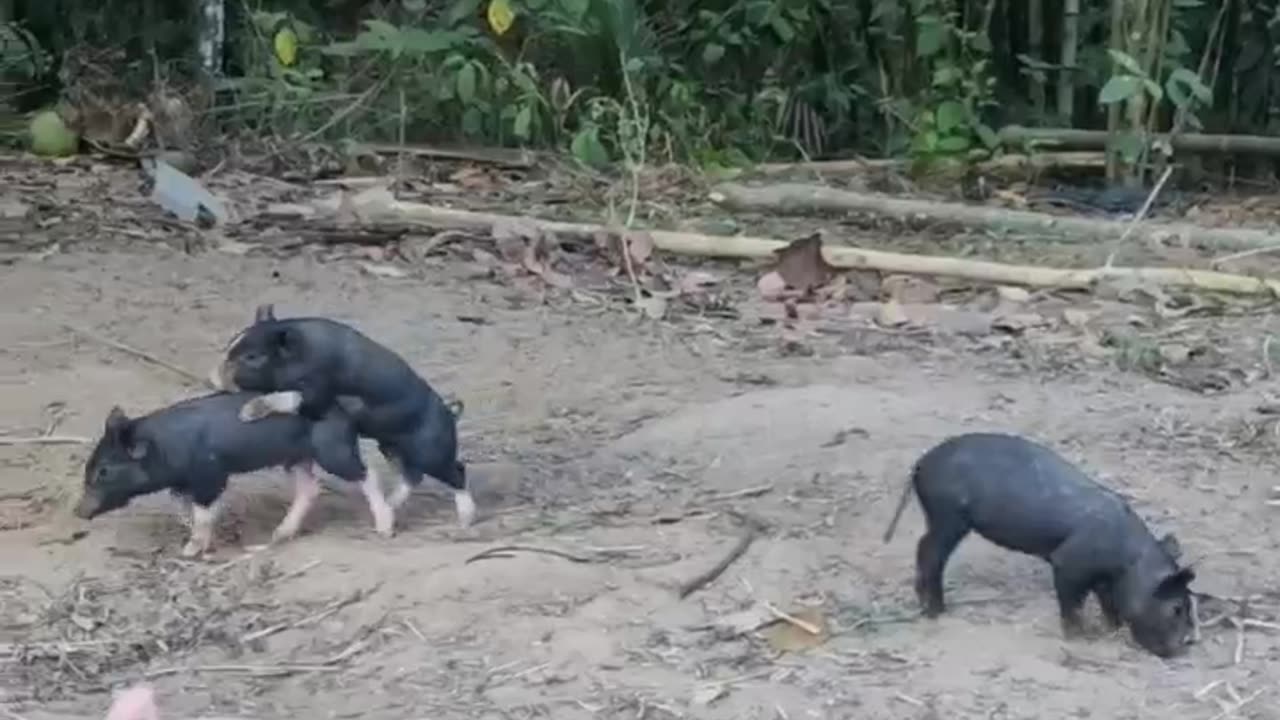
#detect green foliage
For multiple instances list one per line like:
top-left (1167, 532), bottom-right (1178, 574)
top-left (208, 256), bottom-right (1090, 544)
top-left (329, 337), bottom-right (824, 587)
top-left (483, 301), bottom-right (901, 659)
top-left (905, 0), bottom-right (997, 165)
top-left (5, 0), bottom-right (1267, 174)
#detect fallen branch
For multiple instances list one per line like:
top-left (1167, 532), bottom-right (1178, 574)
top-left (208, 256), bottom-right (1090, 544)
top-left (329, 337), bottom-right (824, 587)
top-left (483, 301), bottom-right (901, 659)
top-left (356, 142), bottom-right (535, 168)
top-left (753, 152), bottom-right (1106, 178)
top-left (464, 544), bottom-right (596, 564)
top-left (677, 512), bottom-right (766, 599)
top-left (61, 323), bottom-right (213, 388)
top-left (296, 195), bottom-right (1280, 297)
top-left (710, 182), bottom-right (1280, 253)
top-left (999, 125), bottom-right (1280, 155)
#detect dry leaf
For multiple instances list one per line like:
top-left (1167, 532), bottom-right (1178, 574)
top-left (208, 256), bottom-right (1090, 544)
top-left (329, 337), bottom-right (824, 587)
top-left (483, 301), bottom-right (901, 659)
top-left (762, 607), bottom-right (830, 653)
top-left (757, 271), bottom-right (788, 300)
top-left (882, 274), bottom-right (940, 304)
top-left (623, 230), bottom-right (655, 266)
top-left (359, 262), bottom-right (409, 279)
top-left (772, 233), bottom-right (835, 292)
top-left (517, 233), bottom-right (573, 289)
top-left (876, 300), bottom-right (910, 327)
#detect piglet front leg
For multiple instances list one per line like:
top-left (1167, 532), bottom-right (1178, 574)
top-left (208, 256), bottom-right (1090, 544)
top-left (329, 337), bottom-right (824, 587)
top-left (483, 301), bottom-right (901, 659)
top-left (180, 501), bottom-right (221, 557)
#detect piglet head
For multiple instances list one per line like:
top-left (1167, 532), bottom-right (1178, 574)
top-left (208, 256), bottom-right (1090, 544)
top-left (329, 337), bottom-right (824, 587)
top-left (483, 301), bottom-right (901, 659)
top-left (1126, 564), bottom-right (1197, 659)
top-left (75, 407), bottom-right (154, 520)
top-left (212, 306), bottom-right (305, 394)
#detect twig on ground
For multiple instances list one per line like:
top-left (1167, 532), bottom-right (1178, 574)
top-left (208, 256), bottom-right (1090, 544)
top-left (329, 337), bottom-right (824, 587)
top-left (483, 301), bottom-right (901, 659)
top-left (704, 485), bottom-right (774, 503)
top-left (142, 663), bottom-right (345, 679)
top-left (240, 585), bottom-right (378, 644)
top-left (763, 601), bottom-right (822, 635)
top-left (0, 435), bottom-right (91, 446)
top-left (1105, 165), bottom-right (1176, 267)
top-left (61, 323), bottom-right (212, 387)
top-left (677, 512), bottom-right (767, 599)
top-left (1232, 617), bottom-right (1246, 664)
top-left (465, 544), bottom-right (596, 564)
top-left (1206, 688), bottom-right (1265, 720)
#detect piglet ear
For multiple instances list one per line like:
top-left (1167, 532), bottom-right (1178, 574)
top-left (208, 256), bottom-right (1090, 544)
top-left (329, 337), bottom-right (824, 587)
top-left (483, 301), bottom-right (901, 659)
top-left (1155, 567), bottom-right (1196, 599)
top-left (274, 326), bottom-right (304, 358)
top-left (1158, 532), bottom-right (1182, 561)
top-left (254, 303), bottom-right (277, 323)
top-left (105, 406), bottom-right (130, 435)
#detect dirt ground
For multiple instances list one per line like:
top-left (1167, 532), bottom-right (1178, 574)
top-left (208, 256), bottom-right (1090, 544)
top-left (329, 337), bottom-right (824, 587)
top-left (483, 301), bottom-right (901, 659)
top-left (4, 159), bottom-right (1280, 720)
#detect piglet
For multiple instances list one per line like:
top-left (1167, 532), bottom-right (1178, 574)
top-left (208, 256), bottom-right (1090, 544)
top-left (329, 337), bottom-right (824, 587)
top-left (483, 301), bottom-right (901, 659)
top-left (75, 391), bottom-right (371, 556)
top-left (210, 303), bottom-right (472, 535)
top-left (882, 432), bottom-right (1197, 658)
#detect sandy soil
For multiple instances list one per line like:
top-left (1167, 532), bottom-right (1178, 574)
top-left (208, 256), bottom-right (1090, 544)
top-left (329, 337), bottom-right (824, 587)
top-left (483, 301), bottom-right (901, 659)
top-left (3, 164), bottom-right (1280, 720)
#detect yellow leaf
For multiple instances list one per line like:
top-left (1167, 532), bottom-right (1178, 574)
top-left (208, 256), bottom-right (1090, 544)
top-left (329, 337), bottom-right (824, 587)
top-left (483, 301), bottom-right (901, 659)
top-left (487, 0), bottom-right (515, 36)
top-left (274, 26), bottom-right (298, 67)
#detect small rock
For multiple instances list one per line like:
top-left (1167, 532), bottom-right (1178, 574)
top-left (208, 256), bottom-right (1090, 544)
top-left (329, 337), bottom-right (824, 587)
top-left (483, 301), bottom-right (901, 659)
top-left (876, 300), bottom-right (910, 327)
top-left (996, 285), bottom-right (1031, 303)
top-left (1062, 308), bottom-right (1095, 328)
top-left (0, 200), bottom-right (31, 220)
top-left (1160, 343), bottom-right (1192, 366)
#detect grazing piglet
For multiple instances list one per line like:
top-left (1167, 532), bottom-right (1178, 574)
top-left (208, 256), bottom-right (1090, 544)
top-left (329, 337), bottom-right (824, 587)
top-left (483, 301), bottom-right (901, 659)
top-left (209, 304), bottom-right (472, 535)
top-left (882, 432), bottom-right (1197, 659)
top-left (75, 392), bottom-right (369, 557)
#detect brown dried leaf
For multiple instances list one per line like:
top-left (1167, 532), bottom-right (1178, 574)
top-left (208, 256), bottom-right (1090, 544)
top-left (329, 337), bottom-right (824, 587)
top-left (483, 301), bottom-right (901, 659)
top-left (520, 238), bottom-right (574, 289)
top-left (772, 233), bottom-right (835, 292)
top-left (623, 230), bottom-right (655, 266)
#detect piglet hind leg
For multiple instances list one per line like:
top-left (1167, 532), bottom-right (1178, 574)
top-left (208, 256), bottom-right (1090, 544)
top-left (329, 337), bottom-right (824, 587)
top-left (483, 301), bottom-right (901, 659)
top-left (239, 391), bottom-right (303, 422)
top-left (913, 520), bottom-right (969, 618)
top-left (359, 467), bottom-right (397, 538)
top-left (180, 501), bottom-right (221, 557)
top-left (271, 464), bottom-right (323, 543)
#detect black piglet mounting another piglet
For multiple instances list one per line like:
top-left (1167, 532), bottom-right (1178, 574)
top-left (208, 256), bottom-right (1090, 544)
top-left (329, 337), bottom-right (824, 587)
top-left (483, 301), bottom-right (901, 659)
top-left (210, 304), bottom-right (472, 536)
